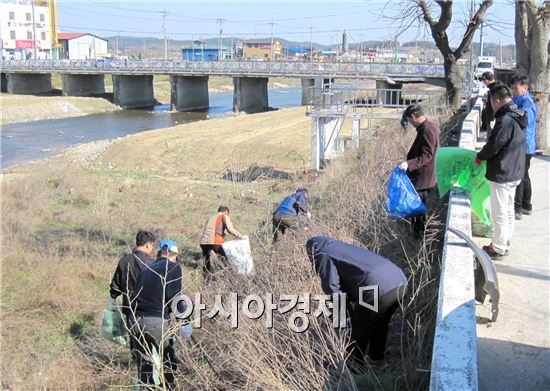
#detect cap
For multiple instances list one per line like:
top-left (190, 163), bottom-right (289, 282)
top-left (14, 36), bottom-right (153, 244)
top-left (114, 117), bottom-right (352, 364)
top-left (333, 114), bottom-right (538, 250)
top-left (159, 239), bottom-right (179, 254)
top-left (481, 71), bottom-right (494, 81)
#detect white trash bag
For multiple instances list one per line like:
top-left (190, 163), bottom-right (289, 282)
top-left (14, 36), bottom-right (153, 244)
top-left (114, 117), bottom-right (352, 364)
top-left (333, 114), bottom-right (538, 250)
top-left (222, 238), bottom-right (254, 275)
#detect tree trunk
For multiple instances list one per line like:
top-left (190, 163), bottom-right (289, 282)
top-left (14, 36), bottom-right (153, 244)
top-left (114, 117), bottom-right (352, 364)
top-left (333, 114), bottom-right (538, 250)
top-left (515, 0), bottom-right (550, 152)
top-left (444, 58), bottom-right (464, 109)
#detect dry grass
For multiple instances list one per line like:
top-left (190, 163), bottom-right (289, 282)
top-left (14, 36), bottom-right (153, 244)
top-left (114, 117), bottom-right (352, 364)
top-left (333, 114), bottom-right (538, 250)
top-left (1, 104), bottom-right (449, 390)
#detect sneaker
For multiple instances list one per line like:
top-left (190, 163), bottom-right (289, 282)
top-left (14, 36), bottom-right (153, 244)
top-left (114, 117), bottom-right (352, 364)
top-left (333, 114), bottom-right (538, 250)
top-left (482, 244), bottom-right (505, 261)
top-left (521, 208), bottom-right (532, 215)
top-left (515, 211), bottom-right (523, 220)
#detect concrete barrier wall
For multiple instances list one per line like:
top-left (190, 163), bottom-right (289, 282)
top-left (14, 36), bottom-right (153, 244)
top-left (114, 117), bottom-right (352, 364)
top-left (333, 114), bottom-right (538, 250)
top-left (430, 98), bottom-right (483, 390)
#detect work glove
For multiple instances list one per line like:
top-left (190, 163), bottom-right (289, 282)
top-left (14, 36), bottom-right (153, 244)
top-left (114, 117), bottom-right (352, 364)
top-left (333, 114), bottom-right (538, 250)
top-left (242, 235), bottom-right (249, 241)
top-left (180, 323), bottom-right (193, 340)
top-left (474, 157), bottom-right (482, 166)
top-left (398, 162), bottom-right (408, 171)
top-left (306, 211), bottom-right (312, 220)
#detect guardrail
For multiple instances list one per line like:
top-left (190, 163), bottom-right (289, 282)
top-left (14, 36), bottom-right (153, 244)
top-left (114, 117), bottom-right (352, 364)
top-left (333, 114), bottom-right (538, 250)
top-left (429, 97), bottom-right (484, 390)
top-left (306, 86), bottom-right (445, 113)
top-left (0, 59), bottom-right (445, 78)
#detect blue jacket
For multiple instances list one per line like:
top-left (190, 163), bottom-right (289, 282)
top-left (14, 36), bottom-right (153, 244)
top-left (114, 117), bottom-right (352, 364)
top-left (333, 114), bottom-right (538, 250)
top-left (513, 93), bottom-right (537, 154)
top-left (275, 191), bottom-right (309, 216)
top-left (306, 236), bottom-right (407, 303)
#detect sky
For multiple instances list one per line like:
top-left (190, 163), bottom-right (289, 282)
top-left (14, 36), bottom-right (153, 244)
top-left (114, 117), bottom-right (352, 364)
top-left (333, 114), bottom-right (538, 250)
top-left (55, 0), bottom-right (517, 46)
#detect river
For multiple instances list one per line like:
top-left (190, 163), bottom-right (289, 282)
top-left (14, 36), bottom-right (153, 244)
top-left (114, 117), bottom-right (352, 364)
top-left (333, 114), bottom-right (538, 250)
top-left (1, 87), bottom-right (303, 168)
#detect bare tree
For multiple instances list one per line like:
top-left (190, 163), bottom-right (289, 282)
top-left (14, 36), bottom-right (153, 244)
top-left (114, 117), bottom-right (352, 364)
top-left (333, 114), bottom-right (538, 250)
top-left (515, 0), bottom-right (550, 151)
top-left (386, 1), bottom-right (494, 109)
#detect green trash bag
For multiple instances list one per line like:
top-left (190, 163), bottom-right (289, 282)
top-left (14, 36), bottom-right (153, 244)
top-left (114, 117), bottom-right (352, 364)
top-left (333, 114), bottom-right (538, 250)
top-left (99, 297), bottom-right (129, 347)
top-left (435, 147), bottom-right (491, 226)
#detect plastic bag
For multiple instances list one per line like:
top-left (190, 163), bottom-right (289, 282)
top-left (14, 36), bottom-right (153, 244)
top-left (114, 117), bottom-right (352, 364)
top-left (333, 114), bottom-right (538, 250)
top-left (99, 297), bottom-right (129, 347)
top-left (385, 167), bottom-right (428, 218)
top-left (435, 147), bottom-right (491, 226)
top-left (222, 238), bottom-right (254, 275)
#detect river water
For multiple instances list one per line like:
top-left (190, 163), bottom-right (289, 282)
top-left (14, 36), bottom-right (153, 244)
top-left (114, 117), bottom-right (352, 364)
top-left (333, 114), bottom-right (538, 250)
top-left (1, 87), bottom-right (303, 168)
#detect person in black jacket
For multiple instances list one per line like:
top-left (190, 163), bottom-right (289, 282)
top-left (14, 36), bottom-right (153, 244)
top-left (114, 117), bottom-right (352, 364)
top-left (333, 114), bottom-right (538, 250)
top-left (480, 72), bottom-right (497, 135)
top-left (476, 83), bottom-right (526, 260)
top-left (132, 239), bottom-right (185, 389)
top-left (110, 230), bottom-right (156, 351)
top-left (306, 236), bottom-right (407, 369)
top-left (399, 104), bottom-right (440, 238)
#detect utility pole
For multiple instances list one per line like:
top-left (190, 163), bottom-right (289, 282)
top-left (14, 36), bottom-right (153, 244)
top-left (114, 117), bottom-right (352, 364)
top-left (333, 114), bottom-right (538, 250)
top-left (31, 0), bottom-right (37, 59)
top-left (162, 7), bottom-right (168, 61)
top-left (359, 31), bottom-right (363, 63)
top-left (309, 26), bottom-right (313, 62)
top-left (269, 19), bottom-right (275, 61)
top-left (116, 31), bottom-right (120, 57)
top-left (498, 36), bottom-right (502, 66)
top-left (217, 18), bottom-right (224, 61)
top-left (479, 21), bottom-right (484, 57)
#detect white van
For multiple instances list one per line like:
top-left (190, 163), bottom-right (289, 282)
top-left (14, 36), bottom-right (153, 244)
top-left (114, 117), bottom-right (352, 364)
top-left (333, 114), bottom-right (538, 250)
top-left (475, 56), bottom-right (495, 79)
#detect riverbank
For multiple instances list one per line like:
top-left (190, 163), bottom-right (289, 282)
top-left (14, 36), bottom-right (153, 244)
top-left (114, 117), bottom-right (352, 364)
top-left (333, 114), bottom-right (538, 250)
top-left (1, 104), bottom-right (442, 389)
top-left (0, 76), bottom-right (302, 125)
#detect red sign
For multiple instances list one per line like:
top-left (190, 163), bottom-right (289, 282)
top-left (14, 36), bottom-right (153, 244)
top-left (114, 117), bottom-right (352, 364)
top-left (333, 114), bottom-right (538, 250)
top-left (15, 40), bottom-right (34, 49)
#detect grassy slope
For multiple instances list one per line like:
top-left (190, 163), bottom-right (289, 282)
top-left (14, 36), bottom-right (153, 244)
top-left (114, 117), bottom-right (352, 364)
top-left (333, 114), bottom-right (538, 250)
top-left (0, 107), bottom-right (313, 389)
top-left (1, 105), bottom-right (436, 389)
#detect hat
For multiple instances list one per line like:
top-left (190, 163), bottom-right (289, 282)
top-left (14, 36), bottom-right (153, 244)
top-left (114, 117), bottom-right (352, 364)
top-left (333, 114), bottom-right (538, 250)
top-left (481, 71), bottom-right (494, 81)
top-left (159, 239), bottom-right (179, 254)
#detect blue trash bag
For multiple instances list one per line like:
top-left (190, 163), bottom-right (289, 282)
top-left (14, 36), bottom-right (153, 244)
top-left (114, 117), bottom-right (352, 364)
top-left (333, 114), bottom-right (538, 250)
top-left (385, 167), bottom-right (428, 218)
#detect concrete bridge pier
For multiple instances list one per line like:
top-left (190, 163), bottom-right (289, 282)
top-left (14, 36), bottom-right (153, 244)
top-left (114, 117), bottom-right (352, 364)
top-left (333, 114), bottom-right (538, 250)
top-left (62, 74), bottom-right (105, 96)
top-left (233, 77), bottom-right (268, 113)
top-left (5, 73), bottom-right (52, 94)
top-left (112, 75), bottom-right (155, 108)
top-left (170, 75), bottom-right (209, 111)
top-left (375, 80), bottom-right (403, 106)
top-left (1, 73), bottom-right (7, 92)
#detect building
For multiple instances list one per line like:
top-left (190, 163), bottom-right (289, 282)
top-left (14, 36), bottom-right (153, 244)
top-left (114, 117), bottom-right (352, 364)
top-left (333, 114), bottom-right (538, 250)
top-left (0, 0), bottom-right (55, 60)
top-left (181, 45), bottom-right (229, 61)
top-left (58, 32), bottom-right (108, 60)
top-left (242, 39), bottom-right (282, 61)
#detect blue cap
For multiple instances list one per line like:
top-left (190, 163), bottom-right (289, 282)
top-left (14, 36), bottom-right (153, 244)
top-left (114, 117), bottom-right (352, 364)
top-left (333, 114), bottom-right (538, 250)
top-left (159, 239), bottom-right (179, 254)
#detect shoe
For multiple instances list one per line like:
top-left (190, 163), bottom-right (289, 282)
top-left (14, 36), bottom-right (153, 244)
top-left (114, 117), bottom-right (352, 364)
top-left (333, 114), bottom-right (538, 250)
top-left (515, 211), bottom-right (523, 220)
top-left (482, 245), bottom-right (505, 261)
top-left (521, 208), bottom-right (532, 215)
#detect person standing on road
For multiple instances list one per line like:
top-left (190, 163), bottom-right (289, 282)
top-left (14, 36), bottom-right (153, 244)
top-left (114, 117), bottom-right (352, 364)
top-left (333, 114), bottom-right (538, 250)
top-left (306, 236), bottom-right (407, 369)
top-left (476, 83), bottom-right (526, 260)
top-left (399, 104), bottom-right (440, 238)
top-left (109, 230), bottom-right (156, 352)
top-left (510, 74), bottom-right (538, 220)
top-left (200, 206), bottom-right (246, 277)
top-left (272, 188), bottom-right (311, 242)
top-left (480, 72), bottom-right (497, 135)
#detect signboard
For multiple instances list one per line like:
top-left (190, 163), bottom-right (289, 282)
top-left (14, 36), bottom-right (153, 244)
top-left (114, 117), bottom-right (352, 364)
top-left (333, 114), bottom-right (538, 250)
top-left (16, 40), bottom-right (34, 49)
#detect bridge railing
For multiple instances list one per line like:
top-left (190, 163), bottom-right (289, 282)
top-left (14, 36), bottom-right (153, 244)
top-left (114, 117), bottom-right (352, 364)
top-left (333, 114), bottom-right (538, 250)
top-left (0, 59), bottom-right (445, 77)
top-left (429, 96), bottom-right (484, 391)
top-left (306, 86), bottom-right (446, 113)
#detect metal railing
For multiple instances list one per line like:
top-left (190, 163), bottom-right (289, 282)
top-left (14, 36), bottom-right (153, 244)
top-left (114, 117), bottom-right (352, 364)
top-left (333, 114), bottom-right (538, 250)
top-left (0, 59), bottom-right (445, 78)
top-left (306, 86), bottom-right (446, 113)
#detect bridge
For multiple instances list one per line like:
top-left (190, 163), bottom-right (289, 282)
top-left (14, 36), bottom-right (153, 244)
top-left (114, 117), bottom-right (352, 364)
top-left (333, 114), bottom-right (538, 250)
top-left (0, 60), bottom-right (445, 113)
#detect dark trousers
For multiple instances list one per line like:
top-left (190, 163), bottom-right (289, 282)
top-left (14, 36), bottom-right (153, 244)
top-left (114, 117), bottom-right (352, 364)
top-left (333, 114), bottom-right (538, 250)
top-left (411, 188), bottom-right (433, 238)
top-left (134, 316), bottom-right (178, 389)
top-left (272, 212), bottom-right (298, 242)
top-left (200, 244), bottom-right (226, 275)
top-left (514, 154), bottom-right (533, 212)
top-left (348, 285), bottom-right (406, 364)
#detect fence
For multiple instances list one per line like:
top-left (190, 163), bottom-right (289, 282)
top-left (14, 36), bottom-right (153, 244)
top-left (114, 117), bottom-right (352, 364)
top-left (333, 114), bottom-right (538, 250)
top-left (0, 59), bottom-right (445, 78)
top-left (429, 97), bottom-right (484, 390)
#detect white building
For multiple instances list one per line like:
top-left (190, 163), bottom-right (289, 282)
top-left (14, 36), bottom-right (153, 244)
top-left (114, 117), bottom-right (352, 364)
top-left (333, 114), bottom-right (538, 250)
top-left (58, 32), bottom-right (108, 60)
top-left (0, 0), bottom-right (53, 60)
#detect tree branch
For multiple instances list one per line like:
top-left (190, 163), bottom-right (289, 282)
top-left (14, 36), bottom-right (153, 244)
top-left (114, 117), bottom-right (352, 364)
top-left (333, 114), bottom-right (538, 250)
top-left (433, 0), bottom-right (454, 32)
top-left (418, 0), bottom-right (436, 27)
top-left (454, 0), bottom-right (494, 58)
